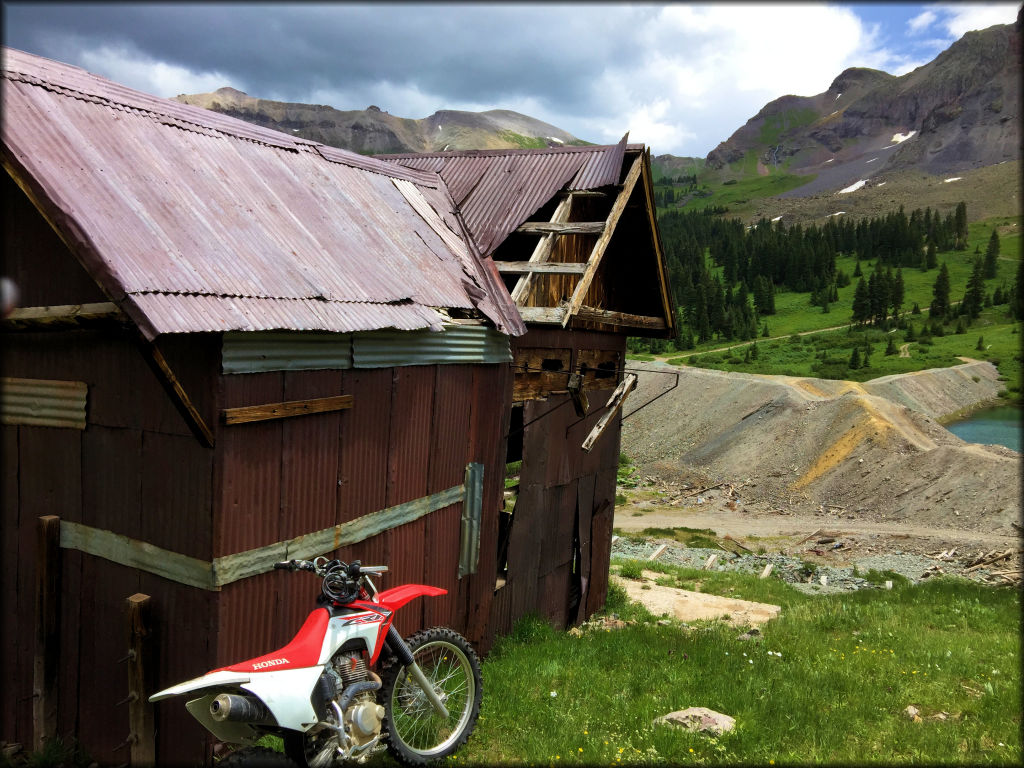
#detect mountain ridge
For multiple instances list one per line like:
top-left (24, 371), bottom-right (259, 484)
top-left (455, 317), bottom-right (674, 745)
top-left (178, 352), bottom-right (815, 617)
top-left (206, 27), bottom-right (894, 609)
top-left (174, 87), bottom-right (588, 154)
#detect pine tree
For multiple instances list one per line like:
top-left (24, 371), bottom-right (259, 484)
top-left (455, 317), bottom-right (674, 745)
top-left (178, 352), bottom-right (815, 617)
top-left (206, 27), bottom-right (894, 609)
top-left (930, 262), bottom-right (951, 319)
top-left (849, 347), bottom-right (861, 369)
top-left (925, 239), bottom-right (937, 270)
top-left (852, 277), bottom-right (871, 324)
top-left (954, 202), bottom-right (968, 250)
top-left (984, 230), bottom-right (1000, 278)
top-left (961, 257), bottom-right (985, 319)
top-left (885, 335), bottom-right (897, 355)
top-left (891, 269), bottom-right (905, 318)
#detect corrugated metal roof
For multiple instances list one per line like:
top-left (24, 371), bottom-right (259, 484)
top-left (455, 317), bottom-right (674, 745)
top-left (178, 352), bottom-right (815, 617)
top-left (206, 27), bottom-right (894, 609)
top-left (1, 47), bottom-right (524, 338)
top-left (380, 136), bottom-right (633, 256)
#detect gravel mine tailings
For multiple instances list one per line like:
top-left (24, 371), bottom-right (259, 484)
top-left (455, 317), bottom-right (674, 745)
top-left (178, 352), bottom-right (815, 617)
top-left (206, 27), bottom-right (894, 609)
top-left (620, 360), bottom-right (1021, 539)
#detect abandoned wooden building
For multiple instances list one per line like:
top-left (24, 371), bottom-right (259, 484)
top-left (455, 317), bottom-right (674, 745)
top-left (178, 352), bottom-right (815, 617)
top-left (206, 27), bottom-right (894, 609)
top-left (1, 46), bottom-right (673, 764)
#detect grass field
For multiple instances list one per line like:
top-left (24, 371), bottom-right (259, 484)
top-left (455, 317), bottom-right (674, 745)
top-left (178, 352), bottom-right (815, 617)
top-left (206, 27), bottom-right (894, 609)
top-left (676, 171), bottom-right (815, 214)
top-left (451, 570), bottom-right (1020, 765)
top-left (679, 316), bottom-right (1022, 401)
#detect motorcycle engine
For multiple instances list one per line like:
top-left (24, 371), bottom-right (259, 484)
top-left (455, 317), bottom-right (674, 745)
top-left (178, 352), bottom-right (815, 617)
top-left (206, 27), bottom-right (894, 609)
top-left (332, 652), bottom-right (384, 747)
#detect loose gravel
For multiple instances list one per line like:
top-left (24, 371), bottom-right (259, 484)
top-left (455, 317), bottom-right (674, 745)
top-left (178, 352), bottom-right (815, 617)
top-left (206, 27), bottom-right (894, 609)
top-left (611, 537), bottom-right (992, 595)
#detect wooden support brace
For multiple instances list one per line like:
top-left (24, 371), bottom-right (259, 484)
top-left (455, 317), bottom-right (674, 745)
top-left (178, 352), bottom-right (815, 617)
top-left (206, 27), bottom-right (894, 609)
top-left (562, 154), bottom-right (643, 326)
top-left (516, 306), bottom-right (566, 324)
top-left (2, 302), bottom-right (123, 329)
top-left (138, 341), bottom-right (214, 448)
top-left (515, 221), bottom-right (605, 235)
top-left (222, 394), bottom-right (354, 425)
top-left (494, 261), bottom-right (587, 275)
top-left (33, 515), bottom-right (61, 752)
top-left (511, 194), bottom-right (572, 305)
top-left (125, 594), bottom-right (155, 766)
top-left (575, 306), bottom-right (667, 330)
top-left (581, 373), bottom-right (637, 452)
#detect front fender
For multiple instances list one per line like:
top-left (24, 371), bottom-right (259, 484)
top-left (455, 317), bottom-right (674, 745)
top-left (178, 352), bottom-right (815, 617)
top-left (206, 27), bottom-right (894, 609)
top-left (377, 584), bottom-right (447, 612)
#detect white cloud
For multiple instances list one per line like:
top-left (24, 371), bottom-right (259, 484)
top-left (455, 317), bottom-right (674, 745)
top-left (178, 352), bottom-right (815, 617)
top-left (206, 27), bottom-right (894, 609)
top-left (78, 45), bottom-right (230, 98)
top-left (933, 2), bottom-right (1019, 37)
top-left (12, 2), bottom-right (1017, 158)
top-left (907, 10), bottom-right (938, 34)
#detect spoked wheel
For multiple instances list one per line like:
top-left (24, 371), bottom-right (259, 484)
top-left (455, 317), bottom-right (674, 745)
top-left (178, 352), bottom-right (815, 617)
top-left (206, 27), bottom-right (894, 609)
top-left (381, 628), bottom-right (482, 765)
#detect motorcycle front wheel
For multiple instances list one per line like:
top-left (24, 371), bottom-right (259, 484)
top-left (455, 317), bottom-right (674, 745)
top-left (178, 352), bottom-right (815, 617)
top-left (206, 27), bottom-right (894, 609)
top-left (381, 627), bottom-right (482, 765)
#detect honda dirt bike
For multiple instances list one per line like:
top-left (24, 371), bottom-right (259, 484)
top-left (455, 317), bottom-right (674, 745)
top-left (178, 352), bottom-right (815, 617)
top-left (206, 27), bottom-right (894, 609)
top-left (150, 558), bottom-right (482, 767)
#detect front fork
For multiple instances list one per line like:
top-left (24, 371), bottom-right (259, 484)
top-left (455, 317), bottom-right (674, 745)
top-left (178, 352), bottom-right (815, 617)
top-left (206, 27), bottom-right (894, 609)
top-left (385, 625), bottom-right (450, 718)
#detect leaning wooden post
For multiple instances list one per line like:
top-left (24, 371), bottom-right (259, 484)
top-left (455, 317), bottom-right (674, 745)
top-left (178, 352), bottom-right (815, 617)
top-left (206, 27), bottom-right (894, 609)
top-left (33, 515), bottom-right (61, 751)
top-left (125, 593), bottom-right (155, 765)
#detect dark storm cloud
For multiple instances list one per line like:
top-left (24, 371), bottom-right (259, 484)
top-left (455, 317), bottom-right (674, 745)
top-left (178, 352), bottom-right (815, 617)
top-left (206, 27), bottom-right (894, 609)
top-left (4, 3), bottom-right (648, 118)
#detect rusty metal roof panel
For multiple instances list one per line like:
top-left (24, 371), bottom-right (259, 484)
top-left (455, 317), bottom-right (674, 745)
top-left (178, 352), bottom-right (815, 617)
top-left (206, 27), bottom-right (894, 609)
top-left (379, 142), bottom-right (636, 257)
top-left (570, 134), bottom-right (629, 189)
top-left (1, 47), bottom-right (522, 338)
top-left (124, 294), bottom-right (445, 336)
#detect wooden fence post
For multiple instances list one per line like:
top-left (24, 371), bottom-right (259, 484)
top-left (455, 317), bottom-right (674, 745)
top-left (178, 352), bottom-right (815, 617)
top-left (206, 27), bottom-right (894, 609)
top-left (125, 593), bottom-right (155, 765)
top-left (33, 515), bottom-right (61, 751)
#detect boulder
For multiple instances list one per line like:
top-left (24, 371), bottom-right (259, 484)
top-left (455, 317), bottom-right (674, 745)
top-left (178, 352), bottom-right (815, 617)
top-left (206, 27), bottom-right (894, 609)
top-left (654, 707), bottom-right (736, 735)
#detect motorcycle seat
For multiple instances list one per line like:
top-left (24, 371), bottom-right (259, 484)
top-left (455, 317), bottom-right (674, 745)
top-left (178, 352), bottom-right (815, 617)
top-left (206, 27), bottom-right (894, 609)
top-left (214, 607), bottom-right (330, 673)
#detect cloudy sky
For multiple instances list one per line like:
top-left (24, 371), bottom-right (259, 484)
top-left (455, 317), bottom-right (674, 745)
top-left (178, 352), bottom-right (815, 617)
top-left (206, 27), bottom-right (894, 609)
top-left (3, 2), bottom-right (1019, 157)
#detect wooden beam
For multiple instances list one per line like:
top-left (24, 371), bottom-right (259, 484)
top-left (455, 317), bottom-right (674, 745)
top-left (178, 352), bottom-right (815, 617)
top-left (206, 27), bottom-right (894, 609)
top-left (125, 594), bottom-right (155, 766)
top-left (559, 190), bottom-right (608, 198)
top-left (640, 149), bottom-right (676, 335)
top-left (3, 302), bottom-right (123, 329)
top-left (494, 261), bottom-right (587, 275)
top-left (138, 342), bottom-right (215, 448)
top-left (511, 195), bottom-right (572, 305)
top-left (581, 373), bottom-right (637, 452)
top-left (60, 520), bottom-right (214, 590)
top-left (33, 515), bottom-right (61, 752)
top-left (222, 394), bottom-right (354, 425)
top-left (562, 154), bottom-right (644, 327)
top-left (515, 221), bottom-right (605, 235)
top-left (212, 481), bottom-right (469, 585)
top-left (57, 476), bottom-right (472, 589)
top-left (516, 306), bottom-right (566, 324)
top-left (575, 306), bottom-right (667, 329)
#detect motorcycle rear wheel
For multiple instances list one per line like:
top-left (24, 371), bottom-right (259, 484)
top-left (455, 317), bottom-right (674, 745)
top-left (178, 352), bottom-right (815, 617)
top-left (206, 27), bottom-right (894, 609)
top-left (381, 627), bottom-right (482, 765)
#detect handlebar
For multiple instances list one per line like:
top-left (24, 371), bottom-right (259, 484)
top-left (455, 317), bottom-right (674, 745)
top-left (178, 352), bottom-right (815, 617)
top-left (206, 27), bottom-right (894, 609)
top-left (273, 558), bottom-right (389, 604)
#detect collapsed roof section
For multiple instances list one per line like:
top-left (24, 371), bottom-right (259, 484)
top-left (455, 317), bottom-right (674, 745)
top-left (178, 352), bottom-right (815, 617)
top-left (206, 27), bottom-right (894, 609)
top-left (382, 140), bottom-right (675, 338)
top-left (0, 46), bottom-right (525, 340)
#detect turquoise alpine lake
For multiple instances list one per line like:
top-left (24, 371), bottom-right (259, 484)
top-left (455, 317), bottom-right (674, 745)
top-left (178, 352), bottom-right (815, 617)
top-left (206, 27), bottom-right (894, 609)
top-left (945, 404), bottom-right (1022, 453)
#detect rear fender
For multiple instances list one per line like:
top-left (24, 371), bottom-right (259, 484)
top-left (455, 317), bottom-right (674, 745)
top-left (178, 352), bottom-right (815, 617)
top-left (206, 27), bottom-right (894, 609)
top-left (377, 584), bottom-right (447, 612)
top-left (149, 670), bottom-right (251, 702)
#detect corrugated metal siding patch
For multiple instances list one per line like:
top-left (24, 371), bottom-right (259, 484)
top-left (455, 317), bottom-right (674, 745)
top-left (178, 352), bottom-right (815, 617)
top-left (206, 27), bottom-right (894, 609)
top-left (0, 377), bottom-right (87, 429)
top-left (352, 324), bottom-right (512, 368)
top-left (222, 325), bottom-right (511, 373)
top-left (222, 332), bottom-right (353, 374)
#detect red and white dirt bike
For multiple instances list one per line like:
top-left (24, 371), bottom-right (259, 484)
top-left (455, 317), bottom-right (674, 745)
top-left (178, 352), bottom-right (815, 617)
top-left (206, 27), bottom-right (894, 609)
top-left (150, 558), bottom-right (482, 767)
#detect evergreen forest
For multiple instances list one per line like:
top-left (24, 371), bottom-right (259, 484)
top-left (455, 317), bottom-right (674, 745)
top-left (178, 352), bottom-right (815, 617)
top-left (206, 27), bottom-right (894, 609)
top-left (640, 203), bottom-right (1021, 356)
